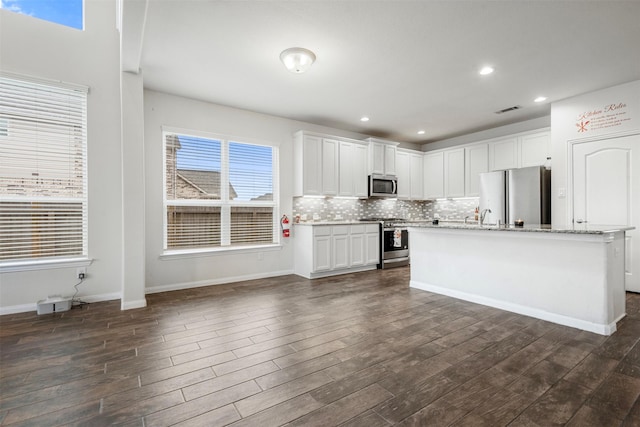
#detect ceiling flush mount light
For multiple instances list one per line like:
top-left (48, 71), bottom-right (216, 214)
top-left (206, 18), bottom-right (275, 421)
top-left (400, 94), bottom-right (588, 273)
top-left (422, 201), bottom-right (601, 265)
top-left (417, 130), bottom-right (425, 135)
top-left (479, 66), bottom-right (494, 75)
top-left (280, 47), bottom-right (316, 73)
top-left (534, 96), bottom-right (547, 103)
top-left (360, 116), bottom-right (370, 122)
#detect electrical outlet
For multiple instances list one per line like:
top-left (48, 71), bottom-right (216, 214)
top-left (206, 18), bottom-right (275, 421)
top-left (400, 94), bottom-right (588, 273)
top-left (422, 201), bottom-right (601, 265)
top-left (76, 267), bottom-right (86, 280)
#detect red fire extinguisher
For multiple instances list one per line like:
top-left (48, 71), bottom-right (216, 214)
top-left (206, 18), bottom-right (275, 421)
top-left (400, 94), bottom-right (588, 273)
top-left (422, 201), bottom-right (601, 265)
top-left (281, 214), bottom-right (290, 238)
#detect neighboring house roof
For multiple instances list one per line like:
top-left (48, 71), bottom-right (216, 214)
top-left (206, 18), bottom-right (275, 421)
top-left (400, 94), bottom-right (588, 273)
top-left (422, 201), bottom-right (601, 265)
top-left (251, 192), bottom-right (273, 201)
top-left (177, 169), bottom-right (238, 199)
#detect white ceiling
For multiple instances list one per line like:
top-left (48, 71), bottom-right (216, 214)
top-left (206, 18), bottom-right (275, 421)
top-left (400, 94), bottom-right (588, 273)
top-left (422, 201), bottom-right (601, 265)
top-left (129, 0), bottom-right (640, 145)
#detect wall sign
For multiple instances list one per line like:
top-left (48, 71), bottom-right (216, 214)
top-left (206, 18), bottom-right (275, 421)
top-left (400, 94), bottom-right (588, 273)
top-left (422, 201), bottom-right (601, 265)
top-left (575, 102), bottom-right (632, 133)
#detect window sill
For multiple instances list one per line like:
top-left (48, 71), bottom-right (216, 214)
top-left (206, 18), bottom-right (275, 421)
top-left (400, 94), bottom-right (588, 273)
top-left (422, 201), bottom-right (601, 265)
top-left (0, 258), bottom-right (93, 273)
top-left (160, 244), bottom-right (283, 260)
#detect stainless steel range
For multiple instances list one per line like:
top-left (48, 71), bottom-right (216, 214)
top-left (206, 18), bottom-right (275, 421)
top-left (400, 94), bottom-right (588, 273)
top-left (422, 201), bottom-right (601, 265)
top-left (359, 218), bottom-right (410, 269)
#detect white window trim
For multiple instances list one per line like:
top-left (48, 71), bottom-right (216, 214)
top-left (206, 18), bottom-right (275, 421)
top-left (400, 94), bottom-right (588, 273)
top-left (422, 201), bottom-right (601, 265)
top-left (159, 244), bottom-right (282, 260)
top-left (161, 127), bottom-right (280, 255)
top-left (0, 257), bottom-right (93, 273)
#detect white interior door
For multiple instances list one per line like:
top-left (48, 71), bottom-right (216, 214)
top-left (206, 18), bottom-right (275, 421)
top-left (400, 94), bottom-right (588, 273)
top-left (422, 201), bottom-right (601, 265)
top-left (572, 134), bottom-right (640, 292)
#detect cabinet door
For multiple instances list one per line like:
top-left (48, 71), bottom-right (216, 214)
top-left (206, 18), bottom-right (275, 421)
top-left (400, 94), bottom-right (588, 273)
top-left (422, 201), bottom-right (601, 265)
top-left (395, 151), bottom-right (411, 199)
top-left (365, 228), bottom-right (380, 265)
top-left (489, 137), bottom-right (518, 171)
top-left (353, 144), bottom-right (368, 197)
top-left (370, 142), bottom-right (385, 175)
top-left (444, 148), bottom-right (465, 198)
top-left (322, 139), bottom-right (339, 196)
top-left (410, 153), bottom-right (424, 200)
top-left (313, 235), bottom-right (331, 272)
top-left (520, 132), bottom-right (550, 168)
top-left (338, 142), bottom-right (353, 196)
top-left (423, 152), bottom-right (444, 199)
top-left (332, 235), bottom-right (349, 269)
top-left (384, 144), bottom-right (397, 175)
top-left (350, 232), bottom-right (365, 266)
top-left (465, 144), bottom-right (488, 197)
top-left (302, 135), bottom-right (322, 195)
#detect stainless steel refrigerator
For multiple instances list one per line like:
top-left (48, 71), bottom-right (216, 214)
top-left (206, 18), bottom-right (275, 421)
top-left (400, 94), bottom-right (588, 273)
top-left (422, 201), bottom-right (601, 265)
top-left (479, 166), bottom-right (551, 226)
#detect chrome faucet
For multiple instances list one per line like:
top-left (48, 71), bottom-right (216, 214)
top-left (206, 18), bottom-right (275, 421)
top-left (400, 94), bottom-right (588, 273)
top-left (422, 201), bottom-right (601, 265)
top-left (479, 208), bottom-right (492, 226)
top-left (464, 215), bottom-right (471, 224)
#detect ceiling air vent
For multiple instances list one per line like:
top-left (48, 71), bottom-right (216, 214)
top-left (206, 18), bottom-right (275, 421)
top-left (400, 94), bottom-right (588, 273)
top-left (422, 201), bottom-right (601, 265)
top-left (494, 105), bottom-right (522, 114)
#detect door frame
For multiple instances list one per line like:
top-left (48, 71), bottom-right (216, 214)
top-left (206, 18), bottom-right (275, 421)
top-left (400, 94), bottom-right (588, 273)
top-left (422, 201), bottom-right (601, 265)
top-left (567, 130), bottom-right (640, 226)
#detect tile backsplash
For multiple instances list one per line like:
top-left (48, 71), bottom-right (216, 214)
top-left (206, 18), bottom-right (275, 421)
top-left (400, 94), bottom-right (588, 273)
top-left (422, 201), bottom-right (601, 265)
top-left (292, 197), bottom-right (479, 222)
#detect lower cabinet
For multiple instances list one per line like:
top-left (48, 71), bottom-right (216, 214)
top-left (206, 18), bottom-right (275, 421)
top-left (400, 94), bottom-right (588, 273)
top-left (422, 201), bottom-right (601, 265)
top-left (294, 224), bottom-right (380, 279)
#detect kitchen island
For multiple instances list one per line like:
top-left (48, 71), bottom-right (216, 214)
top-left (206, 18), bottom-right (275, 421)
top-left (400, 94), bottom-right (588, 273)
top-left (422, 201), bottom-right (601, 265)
top-left (408, 223), bottom-right (634, 335)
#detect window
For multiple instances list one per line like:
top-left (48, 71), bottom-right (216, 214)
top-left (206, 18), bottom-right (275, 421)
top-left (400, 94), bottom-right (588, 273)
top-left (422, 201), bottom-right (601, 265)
top-left (164, 130), bottom-right (278, 252)
top-left (0, 0), bottom-right (84, 30)
top-left (0, 73), bottom-right (88, 263)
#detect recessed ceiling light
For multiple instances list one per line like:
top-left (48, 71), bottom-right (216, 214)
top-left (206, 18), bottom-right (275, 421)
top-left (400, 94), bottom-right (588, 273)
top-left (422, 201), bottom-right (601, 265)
top-left (360, 116), bottom-right (370, 122)
top-left (479, 66), bottom-right (494, 75)
top-left (417, 130), bottom-right (425, 135)
top-left (534, 96), bottom-right (547, 103)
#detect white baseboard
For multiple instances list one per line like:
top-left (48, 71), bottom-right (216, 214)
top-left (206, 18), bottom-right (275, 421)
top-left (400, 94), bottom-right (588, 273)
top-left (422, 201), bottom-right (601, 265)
top-left (121, 298), bottom-right (147, 310)
top-left (410, 280), bottom-right (618, 336)
top-left (0, 303), bottom-right (37, 316)
top-left (0, 292), bottom-right (121, 316)
top-left (145, 269), bottom-right (295, 294)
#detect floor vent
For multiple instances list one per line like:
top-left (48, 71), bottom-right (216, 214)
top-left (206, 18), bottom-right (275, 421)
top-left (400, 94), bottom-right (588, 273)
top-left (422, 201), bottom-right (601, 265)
top-left (495, 105), bottom-right (522, 114)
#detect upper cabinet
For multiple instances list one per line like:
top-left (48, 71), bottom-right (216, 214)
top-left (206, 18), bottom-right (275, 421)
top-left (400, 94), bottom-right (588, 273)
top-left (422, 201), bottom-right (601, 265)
top-left (322, 138), bottom-right (339, 196)
top-left (338, 141), bottom-right (368, 197)
top-left (293, 132), bottom-right (322, 196)
top-left (464, 143), bottom-right (488, 197)
top-left (365, 138), bottom-right (398, 176)
top-left (396, 149), bottom-right (424, 200)
top-left (444, 148), bottom-right (465, 198)
top-left (294, 131), bottom-right (368, 198)
top-left (488, 130), bottom-right (550, 171)
top-left (423, 151), bottom-right (444, 199)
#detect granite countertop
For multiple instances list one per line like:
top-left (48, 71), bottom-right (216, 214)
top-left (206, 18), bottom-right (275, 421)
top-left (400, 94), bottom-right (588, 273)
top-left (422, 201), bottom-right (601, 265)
top-left (406, 222), bottom-right (635, 234)
top-left (294, 220), bottom-right (381, 226)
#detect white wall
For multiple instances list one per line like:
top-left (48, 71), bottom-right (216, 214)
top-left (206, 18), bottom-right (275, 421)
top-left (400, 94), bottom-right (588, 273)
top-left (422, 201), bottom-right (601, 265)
top-left (143, 90), bottom-right (371, 293)
top-left (551, 80), bottom-right (640, 227)
top-left (422, 116), bottom-right (551, 152)
top-left (0, 1), bottom-right (124, 312)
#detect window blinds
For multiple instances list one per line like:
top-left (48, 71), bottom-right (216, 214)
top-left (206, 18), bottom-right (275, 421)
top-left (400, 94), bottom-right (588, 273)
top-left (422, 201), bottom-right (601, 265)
top-left (0, 74), bottom-right (88, 262)
top-left (164, 131), bottom-right (276, 250)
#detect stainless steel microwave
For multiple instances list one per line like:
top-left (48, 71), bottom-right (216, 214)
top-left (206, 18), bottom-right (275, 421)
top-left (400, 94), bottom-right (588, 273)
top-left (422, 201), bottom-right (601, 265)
top-left (368, 174), bottom-right (398, 198)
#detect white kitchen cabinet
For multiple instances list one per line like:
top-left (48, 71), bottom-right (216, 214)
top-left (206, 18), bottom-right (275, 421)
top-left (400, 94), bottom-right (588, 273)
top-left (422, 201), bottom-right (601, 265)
top-left (339, 141), bottom-right (368, 197)
top-left (396, 149), bottom-right (424, 200)
top-left (423, 151), bottom-right (444, 199)
top-left (312, 227), bottom-right (332, 272)
top-left (366, 138), bottom-right (398, 176)
top-left (353, 144), bottom-right (368, 197)
top-left (293, 133), bottom-right (322, 196)
top-left (294, 223), bottom-right (379, 279)
top-left (444, 148), bottom-right (465, 198)
top-left (294, 131), bottom-right (367, 197)
top-left (396, 150), bottom-right (410, 199)
top-left (349, 225), bottom-right (366, 267)
top-left (520, 131), bottom-right (550, 168)
top-left (322, 138), bottom-right (339, 196)
top-left (332, 225), bottom-right (350, 269)
top-left (410, 153), bottom-right (424, 200)
top-left (488, 130), bottom-right (550, 171)
top-left (464, 143), bottom-right (488, 197)
top-left (365, 224), bottom-right (380, 265)
top-left (489, 136), bottom-right (519, 171)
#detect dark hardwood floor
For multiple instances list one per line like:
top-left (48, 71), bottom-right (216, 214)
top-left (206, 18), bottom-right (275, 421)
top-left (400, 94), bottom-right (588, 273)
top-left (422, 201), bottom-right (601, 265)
top-left (1, 267), bottom-right (640, 426)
